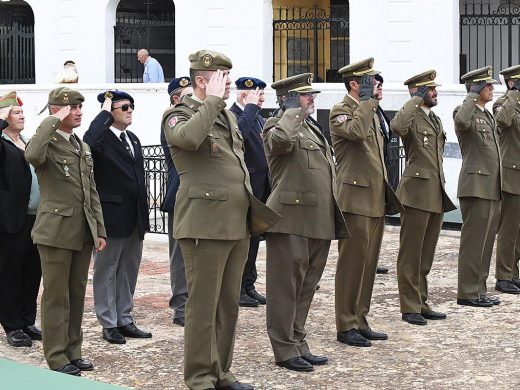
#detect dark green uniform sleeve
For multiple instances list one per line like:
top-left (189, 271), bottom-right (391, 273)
top-left (494, 90), bottom-right (520, 129)
top-left (329, 98), bottom-right (379, 142)
top-left (25, 116), bottom-right (61, 168)
top-left (390, 96), bottom-right (423, 136)
top-left (454, 92), bottom-right (480, 131)
top-left (263, 108), bottom-right (305, 155)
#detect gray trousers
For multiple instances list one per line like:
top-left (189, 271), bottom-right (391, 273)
top-left (168, 212), bottom-right (188, 319)
top-left (93, 227), bottom-right (143, 328)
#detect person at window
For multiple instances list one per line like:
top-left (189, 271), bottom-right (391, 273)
top-left (454, 66), bottom-right (502, 307)
top-left (25, 87), bottom-right (106, 376)
top-left (160, 77), bottom-right (193, 328)
top-left (0, 91), bottom-right (42, 349)
top-left (83, 90), bottom-right (152, 345)
top-left (229, 77), bottom-right (271, 308)
top-left (263, 73), bottom-right (348, 372)
top-left (391, 70), bottom-right (456, 325)
top-left (137, 48), bottom-right (165, 83)
top-left (330, 59), bottom-right (402, 348)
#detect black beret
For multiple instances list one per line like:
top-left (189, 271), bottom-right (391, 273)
top-left (235, 77), bottom-right (266, 90)
top-left (97, 90), bottom-right (134, 104)
top-left (168, 77), bottom-right (192, 96)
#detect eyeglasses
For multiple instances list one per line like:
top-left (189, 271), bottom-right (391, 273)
top-left (300, 92), bottom-right (317, 99)
top-left (113, 103), bottom-right (135, 111)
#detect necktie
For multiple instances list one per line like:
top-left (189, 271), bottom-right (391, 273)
top-left (120, 132), bottom-right (134, 157)
top-left (69, 134), bottom-right (80, 151)
top-left (429, 111), bottom-right (439, 132)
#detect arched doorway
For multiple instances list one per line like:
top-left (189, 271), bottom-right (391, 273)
top-left (0, 0), bottom-right (35, 84)
top-left (114, 0), bottom-right (175, 83)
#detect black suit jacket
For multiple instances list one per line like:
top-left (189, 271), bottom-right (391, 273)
top-left (229, 102), bottom-right (270, 201)
top-left (83, 111), bottom-right (150, 239)
top-left (160, 122), bottom-right (179, 213)
top-left (0, 120), bottom-right (32, 234)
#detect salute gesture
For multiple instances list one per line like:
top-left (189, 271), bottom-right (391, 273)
top-left (51, 105), bottom-right (71, 121)
top-left (205, 69), bottom-right (228, 99)
top-left (244, 87), bottom-right (262, 106)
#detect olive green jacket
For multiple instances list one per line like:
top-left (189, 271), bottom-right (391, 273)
top-left (25, 116), bottom-right (106, 251)
top-left (493, 89), bottom-right (520, 195)
top-left (454, 92), bottom-right (502, 200)
top-left (391, 96), bottom-right (456, 213)
top-left (330, 95), bottom-right (402, 217)
top-left (262, 108), bottom-right (348, 240)
top-left (164, 95), bottom-right (280, 240)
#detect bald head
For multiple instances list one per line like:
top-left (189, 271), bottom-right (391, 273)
top-left (137, 49), bottom-right (149, 64)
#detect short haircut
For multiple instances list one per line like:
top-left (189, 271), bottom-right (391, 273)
top-left (189, 69), bottom-right (213, 89)
top-left (343, 76), bottom-right (361, 92)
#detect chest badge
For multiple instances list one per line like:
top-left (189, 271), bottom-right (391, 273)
top-left (63, 165), bottom-right (71, 177)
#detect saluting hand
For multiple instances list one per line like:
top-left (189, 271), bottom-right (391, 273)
top-left (244, 87), bottom-right (262, 106)
top-left (358, 75), bottom-right (374, 101)
top-left (206, 69), bottom-right (227, 99)
top-left (102, 97), bottom-right (112, 112)
top-left (512, 79), bottom-right (520, 91)
top-left (51, 105), bottom-right (71, 121)
top-left (282, 91), bottom-right (300, 110)
top-left (96, 237), bottom-right (107, 253)
top-left (470, 81), bottom-right (488, 95)
top-left (0, 106), bottom-right (12, 121)
top-left (412, 86), bottom-right (430, 100)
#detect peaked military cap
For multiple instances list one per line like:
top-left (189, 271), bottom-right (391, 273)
top-left (235, 77), bottom-right (266, 90)
top-left (500, 65), bottom-right (520, 80)
top-left (189, 49), bottom-right (232, 71)
top-left (404, 70), bottom-right (441, 88)
top-left (338, 57), bottom-right (380, 78)
top-left (168, 77), bottom-right (192, 96)
top-left (97, 90), bottom-right (134, 104)
top-left (48, 87), bottom-right (84, 106)
top-left (271, 73), bottom-right (321, 96)
top-left (0, 91), bottom-right (22, 108)
top-left (461, 66), bottom-right (497, 84)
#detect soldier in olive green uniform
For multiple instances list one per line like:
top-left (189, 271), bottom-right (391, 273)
top-left (391, 71), bottom-right (457, 325)
top-left (329, 58), bottom-right (402, 347)
top-left (263, 74), bottom-right (349, 372)
top-left (25, 88), bottom-right (106, 376)
top-left (454, 66), bottom-right (502, 307)
top-left (493, 65), bottom-right (520, 294)
top-left (163, 50), bottom-right (279, 390)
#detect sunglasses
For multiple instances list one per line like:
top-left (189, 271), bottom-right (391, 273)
top-left (112, 103), bottom-right (135, 111)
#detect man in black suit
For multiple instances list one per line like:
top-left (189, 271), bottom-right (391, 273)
top-left (229, 77), bottom-right (271, 307)
top-left (160, 77), bottom-right (192, 327)
top-left (83, 90), bottom-right (151, 344)
top-left (0, 91), bottom-right (42, 348)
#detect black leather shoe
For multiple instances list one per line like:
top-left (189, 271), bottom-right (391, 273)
top-left (102, 327), bottom-right (126, 344)
top-left (216, 381), bottom-right (254, 390)
top-left (52, 363), bottom-right (81, 376)
top-left (173, 317), bottom-right (185, 327)
top-left (358, 328), bottom-right (388, 340)
top-left (239, 292), bottom-right (259, 307)
top-left (337, 329), bottom-right (371, 347)
top-left (421, 310), bottom-right (447, 320)
top-left (276, 356), bottom-right (314, 372)
top-left (456, 298), bottom-right (493, 307)
top-left (23, 325), bottom-right (42, 340)
top-left (246, 289), bottom-right (266, 305)
top-left (6, 330), bottom-right (32, 347)
top-left (495, 280), bottom-right (520, 294)
top-left (70, 358), bottom-right (94, 371)
top-left (402, 313), bottom-right (427, 325)
top-left (512, 278), bottom-right (520, 289)
top-left (480, 295), bottom-right (500, 305)
top-left (301, 352), bottom-right (328, 365)
top-left (118, 322), bottom-right (152, 338)
top-left (376, 266), bottom-right (389, 274)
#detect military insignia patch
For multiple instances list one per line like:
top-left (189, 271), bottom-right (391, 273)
top-left (169, 116), bottom-right (178, 127)
top-left (487, 68), bottom-right (493, 77)
top-left (337, 114), bottom-right (349, 123)
top-left (180, 78), bottom-right (189, 87)
top-left (245, 79), bottom-right (254, 88)
top-left (104, 91), bottom-right (113, 100)
top-left (202, 54), bottom-right (213, 68)
top-left (308, 75), bottom-right (314, 84)
top-left (63, 93), bottom-right (69, 104)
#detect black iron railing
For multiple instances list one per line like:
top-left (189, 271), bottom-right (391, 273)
top-left (142, 145), bottom-right (168, 234)
top-left (0, 22), bottom-right (35, 84)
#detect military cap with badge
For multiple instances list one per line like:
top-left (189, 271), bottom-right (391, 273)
top-left (38, 87), bottom-right (85, 115)
top-left (235, 77), bottom-right (266, 90)
top-left (271, 73), bottom-right (321, 96)
top-left (404, 70), bottom-right (441, 88)
top-left (97, 90), bottom-right (135, 112)
top-left (338, 57), bottom-right (380, 78)
top-left (0, 90), bottom-right (23, 109)
top-left (189, 49), bottom-right (233, 71)
top-left (461, 66), bottom-right (497, 84)
top-left (168, 77), bottom-right (192, 96)
top-left (500, 65), bottom-right (520, 91)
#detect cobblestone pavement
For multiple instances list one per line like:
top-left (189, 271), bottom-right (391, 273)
top-left (2, 227), bottom-right (520, 390)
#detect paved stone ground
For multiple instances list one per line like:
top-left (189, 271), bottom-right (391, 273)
top-left (2, 227), bottom-right (520, 390)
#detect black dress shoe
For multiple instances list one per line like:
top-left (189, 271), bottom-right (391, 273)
top-left (456, 298), bottom-right (493, 307)
top-left (402, 313), bottom-right (427, 325)
top-left (102, 327), bottom-right (126, 344)
top-left (216, 381), bottom-right (254, 390)
top-left (276, 356), bottom-right (314, 372)
top-left (246, 289), bottom-right (266, 305)
top-left (301, 352), bottom-right (328, 365)
top-left (512, 278), bottom-right (520, 289)
top-left (480, 295), bottom-right (500, 305)
top-left (337, 329), bottom-right (371, 347)
top-left (173, 317), bottom-right (185, 327)
top-left (6, 330), bottom-right (32, 347)
top-left (52, 363), bottom-right (81, 376)
top-left (118, 322), bottom-right (152, 338)
top-left (358, 328), bottom-right (388, 340)
top-left (23, 325), bottom-right (42, 340)
top-left (70, 358), bottom-right (94, 371)
top-left (239, 292), bottom-right (259, 307)
top-left (376, 266), bottom-right (389, 274)
top-left (421, 310), bottom-right (447, 320)
top-left (495, 280), bottom-right (520, 294)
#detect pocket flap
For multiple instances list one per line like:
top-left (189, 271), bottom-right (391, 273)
top-left (343, 176), bottom-right (369, 187)
top-left (466, 167), bottom-right (489, 175)
top-left (39, 201), bottom-right (74, 216)
top-left (280, 191), bottom-right (316, 205)
top-left (99, 194), bottom-right (123, 203)
top-left (53, 154), bottom-right (75, 165)
top-left (403, 168), bottom-right (431, 179)
top-left (299, 141), bottom-right (320, 151)
top-left (188, 185), bottom-right (229, 201)
top-left (503, 160), bottom-right (520, 170)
